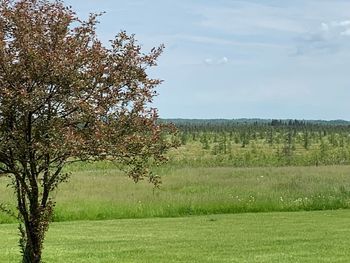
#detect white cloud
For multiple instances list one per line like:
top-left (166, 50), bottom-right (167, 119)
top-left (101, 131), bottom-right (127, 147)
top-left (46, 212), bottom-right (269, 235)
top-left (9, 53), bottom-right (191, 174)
top-left (295, 19), bottom-right (350, 55)
top-left (204, 58), bottom-right (213, 65)
top-left (331, 20), bottom-right (350, 27)
top-left (192, 3), bottom-right (305, 35)
top-left (341, 29), bottom-right (350, 36)
top-left (321, 22), bottom-right (329, 32)
top-left (204, 56), bottom-right (229, 65)
top-left (218, 56), bottom-right (228, 64)
top-left (167, 34), bottom-right (288, 49)
top-left (320, 20), bottom-right (350, 37)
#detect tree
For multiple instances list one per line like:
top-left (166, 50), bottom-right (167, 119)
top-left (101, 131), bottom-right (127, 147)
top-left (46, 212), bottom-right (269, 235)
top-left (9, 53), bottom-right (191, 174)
top-left (0, 0), bottom-right (176, 262)
top-left (281, 128), bottom-right (294, 164)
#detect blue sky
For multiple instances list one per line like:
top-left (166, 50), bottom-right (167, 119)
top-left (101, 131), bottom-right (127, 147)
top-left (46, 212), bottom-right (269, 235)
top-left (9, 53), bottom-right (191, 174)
top-left (65, 0), bottom-right (350, 120)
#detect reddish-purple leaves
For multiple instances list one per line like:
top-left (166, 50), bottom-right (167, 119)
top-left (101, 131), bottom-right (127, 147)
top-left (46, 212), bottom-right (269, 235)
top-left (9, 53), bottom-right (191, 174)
top-left (0, 1), bottom-right (176, 262)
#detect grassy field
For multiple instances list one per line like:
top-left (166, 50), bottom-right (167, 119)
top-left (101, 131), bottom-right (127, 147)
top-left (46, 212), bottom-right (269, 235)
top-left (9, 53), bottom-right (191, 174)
top-left (1, 210), bottom-right (350, 262)
top-left (1, 164), bottom-right (350, 223)
top-left (1, 163), bottom-right (350, 262)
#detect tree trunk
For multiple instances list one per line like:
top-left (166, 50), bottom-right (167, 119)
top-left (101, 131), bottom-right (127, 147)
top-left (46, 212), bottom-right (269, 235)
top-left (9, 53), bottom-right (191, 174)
top-left (22, 208), bottom-right (46, 263)
top-left (22, 221), bottom-right (43, 263)
top-left (22, 245), bottom-right (41, 263)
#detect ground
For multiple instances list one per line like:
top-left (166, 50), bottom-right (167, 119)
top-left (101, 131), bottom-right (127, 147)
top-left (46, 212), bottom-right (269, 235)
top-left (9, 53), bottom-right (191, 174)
top-left (1, 210), bottom-right (350, 262)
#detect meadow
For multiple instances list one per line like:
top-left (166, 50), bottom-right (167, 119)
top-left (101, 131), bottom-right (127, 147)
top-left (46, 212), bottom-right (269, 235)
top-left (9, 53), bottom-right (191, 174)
top-left (1, 164), bottom-right (350, 223)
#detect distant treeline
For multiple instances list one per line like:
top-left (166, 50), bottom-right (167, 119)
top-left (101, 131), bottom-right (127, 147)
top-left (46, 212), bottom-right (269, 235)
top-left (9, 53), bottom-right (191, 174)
top-left (161, 118), bottom-right (350, 129)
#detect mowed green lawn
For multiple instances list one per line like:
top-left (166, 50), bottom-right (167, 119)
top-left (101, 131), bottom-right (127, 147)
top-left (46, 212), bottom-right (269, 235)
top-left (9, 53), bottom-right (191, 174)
top-left (1, 210), bottom-right (350, 262)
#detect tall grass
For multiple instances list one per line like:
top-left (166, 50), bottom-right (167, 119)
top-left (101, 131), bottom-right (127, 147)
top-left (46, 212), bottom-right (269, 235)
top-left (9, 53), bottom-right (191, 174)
top-left (1, 164), bottom-right (350, 223)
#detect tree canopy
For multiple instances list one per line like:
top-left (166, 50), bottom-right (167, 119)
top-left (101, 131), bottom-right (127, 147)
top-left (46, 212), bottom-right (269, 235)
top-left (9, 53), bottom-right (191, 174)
top-left (0, 0), bottom-right (175, 262)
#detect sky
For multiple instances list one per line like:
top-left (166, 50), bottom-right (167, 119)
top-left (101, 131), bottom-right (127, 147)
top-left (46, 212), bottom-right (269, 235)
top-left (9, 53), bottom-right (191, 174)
top-left (65, 0), bottom-right (350, 120)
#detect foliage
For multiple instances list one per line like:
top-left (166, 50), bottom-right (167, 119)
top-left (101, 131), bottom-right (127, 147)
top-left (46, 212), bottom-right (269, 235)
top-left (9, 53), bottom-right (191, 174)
top-left (0, 0), bottom-right (175, 262)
